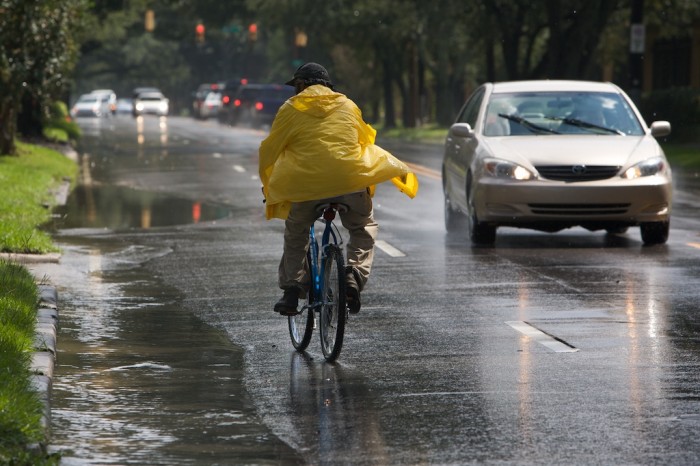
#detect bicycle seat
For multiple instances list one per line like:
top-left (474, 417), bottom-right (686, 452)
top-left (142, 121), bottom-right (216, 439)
top-left (315, 203), bottom-right (349, 221)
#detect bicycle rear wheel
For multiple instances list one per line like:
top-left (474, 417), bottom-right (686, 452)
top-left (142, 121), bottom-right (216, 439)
top-left (288, 251), bottom-right (314, 351)
top-left (288, 300), bottom-right (313, 351)
top-left (319, 245), bottom-right (347, 362)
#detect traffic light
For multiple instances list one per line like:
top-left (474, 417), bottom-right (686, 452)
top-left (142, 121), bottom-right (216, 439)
top-left (145, 9), bottom-right (155, 32)
top-left (195, 23), bottom-right (205, 44)
top-left (248, 23), bottom-right (258, 41)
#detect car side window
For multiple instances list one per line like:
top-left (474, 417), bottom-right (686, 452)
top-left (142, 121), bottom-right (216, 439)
top-left (456, 87), bottom-right (485, 128)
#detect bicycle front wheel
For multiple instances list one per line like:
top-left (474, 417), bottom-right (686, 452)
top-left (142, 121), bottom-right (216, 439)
top-left (319, 245), bottom-right (347, 362)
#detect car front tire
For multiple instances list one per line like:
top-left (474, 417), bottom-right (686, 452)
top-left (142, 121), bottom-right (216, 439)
top-left (640, 221), bottom-right (669, 245)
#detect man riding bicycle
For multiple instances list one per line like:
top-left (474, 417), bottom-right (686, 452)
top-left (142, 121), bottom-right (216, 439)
top-left (259, 62), bottom-right (418, 316)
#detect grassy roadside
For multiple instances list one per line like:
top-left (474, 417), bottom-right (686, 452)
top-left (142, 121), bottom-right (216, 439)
top-left (0, 261), bottom-right (55, 464)
top-left (0, 140), bottom-right (77, 464)
top-left (0, 141), bottom-right (78, 253)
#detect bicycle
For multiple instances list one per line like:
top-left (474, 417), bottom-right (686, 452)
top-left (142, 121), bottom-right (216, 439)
top-left (288, 203), bottom-right (348, 362)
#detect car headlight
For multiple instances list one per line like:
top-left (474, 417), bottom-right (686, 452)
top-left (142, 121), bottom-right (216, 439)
top-left (136, 103), bottom-right (144, 111)
top-left (484, 158), bottom-right (534, 180)
top-left (622, 156), bottom-right (667, 179)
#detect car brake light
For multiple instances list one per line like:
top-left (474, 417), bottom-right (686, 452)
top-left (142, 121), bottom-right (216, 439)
top-left (223, 96), bottom-right (230, 104)
top-left (255, 102), bottom-right (263, 111)
top-left (234, 99), bottom-right (241, 107)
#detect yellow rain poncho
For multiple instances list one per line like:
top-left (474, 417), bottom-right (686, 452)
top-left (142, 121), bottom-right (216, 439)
top-left (259, 85), bottom-right (418, 220)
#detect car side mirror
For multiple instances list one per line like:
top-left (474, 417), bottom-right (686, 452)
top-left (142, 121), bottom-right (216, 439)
top-left (650, 121), bottom-right (671, 138)
top-left (450, 123), bottom-right (474, 139)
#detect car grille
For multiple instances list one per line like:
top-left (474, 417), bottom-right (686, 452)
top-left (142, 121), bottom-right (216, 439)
top-left (528, 203), bottom-right (630, 215)
top-left (535, 165), bottom-right (621, 182)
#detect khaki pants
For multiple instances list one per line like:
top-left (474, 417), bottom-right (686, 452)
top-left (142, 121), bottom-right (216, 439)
top-left (278, 190), bottom-right (377, 293)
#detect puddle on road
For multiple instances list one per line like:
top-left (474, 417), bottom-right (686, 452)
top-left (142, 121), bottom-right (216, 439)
top-left (53, 184), bottom-right (230, 231)
top-left (28, 241), bottom-right (301, 465)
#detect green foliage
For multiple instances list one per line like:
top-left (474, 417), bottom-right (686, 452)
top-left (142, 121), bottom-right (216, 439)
top-left (639, 87), bottom-right (700, 142)
top-left (43, 101), bottom-right (82, 143)
top-left (0, 0), bottom-right (89, 154)
top-left (0, 141), bottom-right (78, 254)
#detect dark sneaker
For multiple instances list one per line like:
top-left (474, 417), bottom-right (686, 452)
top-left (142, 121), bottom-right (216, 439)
top-left (274, 288), bottom-right (300, 316)
top-left (346, 283), bottom-right (361, 314)
top-left (345, 268), bottom-right (361, 314)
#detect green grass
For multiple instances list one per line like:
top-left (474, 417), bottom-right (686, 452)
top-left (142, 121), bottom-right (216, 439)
top-left (0, 141), bottom-right (78, 254)
top-left (0, 261), bottom-right (58, 464)
top-left (661, 143), bottom-right (700, 169)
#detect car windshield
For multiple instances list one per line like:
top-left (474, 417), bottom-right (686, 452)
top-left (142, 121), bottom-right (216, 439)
top-left (78, 96), bottom-right (98, 103)
top-left (484, 91), bottom-right (645, 137)
top-left (139, 94), bottom-right (164, 101)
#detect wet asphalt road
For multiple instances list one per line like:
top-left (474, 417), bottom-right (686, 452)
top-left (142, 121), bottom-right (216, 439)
top-left (33, 115), bottom-right (700, 464)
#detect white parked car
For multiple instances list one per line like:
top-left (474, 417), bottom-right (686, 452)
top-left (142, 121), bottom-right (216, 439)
top-left (70, 93), bottom-right (108, 118)
top-left (133, 91), bottom-right (169, 117)
top-left (442, 80), bottom-right (672, 245)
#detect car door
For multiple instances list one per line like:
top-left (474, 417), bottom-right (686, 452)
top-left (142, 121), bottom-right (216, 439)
top-left (444, 86), bottom-right (485, 210)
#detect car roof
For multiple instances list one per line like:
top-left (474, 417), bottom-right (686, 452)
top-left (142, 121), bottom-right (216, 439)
top-left (137, 92), bottom-right (165, 98)
top-left (491, 80), bottom-right (621, 94)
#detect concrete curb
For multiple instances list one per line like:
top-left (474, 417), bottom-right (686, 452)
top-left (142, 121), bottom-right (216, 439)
top-left (30, 285), bottom-right (59, 439)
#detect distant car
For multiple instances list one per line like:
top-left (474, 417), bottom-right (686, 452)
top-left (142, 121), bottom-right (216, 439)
top-left (192, 83), bottom-right (223, 119)
top-left (198, 91), bottom-right (222, 120)
top-left (442, 80), bottom-right (673, 245)
top-left (89, 89), bottom-right (117, 115)
top-left (70, 93), bottom-right (108, 118)
top-left (229, 83), bottom-right (294, 128)
top-left (217, 78), bottom-right (247, 125)
top-left (115, 98), bottom-right (133, 114)
top-left (133, 91), bottom-right (169, 117)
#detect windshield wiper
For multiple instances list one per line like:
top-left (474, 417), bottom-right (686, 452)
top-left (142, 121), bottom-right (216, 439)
top-left (548, 116), bottom-right (624, 135)
top-left (498, 113), bottom-right (560, 135)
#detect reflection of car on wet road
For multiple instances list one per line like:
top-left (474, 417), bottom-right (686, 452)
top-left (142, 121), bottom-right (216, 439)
top-left (442, 80), bottom-right (673, 245)
top-left (133, 91), bottom-right (169, 117)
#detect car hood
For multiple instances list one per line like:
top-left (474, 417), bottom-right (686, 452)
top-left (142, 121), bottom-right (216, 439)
top-left (483, 135), bottom-right (663, 167)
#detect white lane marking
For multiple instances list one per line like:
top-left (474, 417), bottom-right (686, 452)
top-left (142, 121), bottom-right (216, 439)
top-left (506, 321), bottom-right (579, 353)
top-left (375, 240), bottom-right (405, 257)
top-left (213, 152), bottom-right (222, 158)
top-left (233, 165), bottom-right (245, 173)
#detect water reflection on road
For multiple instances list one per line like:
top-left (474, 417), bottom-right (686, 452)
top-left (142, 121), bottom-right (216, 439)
top-left (28, 240), bottom-right (302, 464)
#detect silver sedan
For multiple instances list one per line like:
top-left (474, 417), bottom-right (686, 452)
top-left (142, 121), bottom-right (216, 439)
top-left (442, 80), bottom-right (672, 245)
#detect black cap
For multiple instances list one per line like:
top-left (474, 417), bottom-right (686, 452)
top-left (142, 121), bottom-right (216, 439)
top-left (285, 62), bottom-right (333, 88)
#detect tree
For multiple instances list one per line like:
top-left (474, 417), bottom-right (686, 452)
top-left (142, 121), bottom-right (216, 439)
top-left (0, 0), bottom-right (88, 155)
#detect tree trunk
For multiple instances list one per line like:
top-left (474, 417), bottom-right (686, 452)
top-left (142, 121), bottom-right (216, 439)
top-left (17, 93), bottom-right (43, 139)
top-left (382, 56), bottom-right (396, 129)
top-left (0, 101), bottom-right (17, 155)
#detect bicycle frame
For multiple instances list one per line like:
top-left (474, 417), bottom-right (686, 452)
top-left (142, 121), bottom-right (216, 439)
top-left (288, 202), bottom-right (348, 361)
top-left (306, 208), bottom-right (343, 311)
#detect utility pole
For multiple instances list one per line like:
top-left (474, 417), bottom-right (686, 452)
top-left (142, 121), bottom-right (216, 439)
top-left (629, 0), bottom-right (645, 102)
